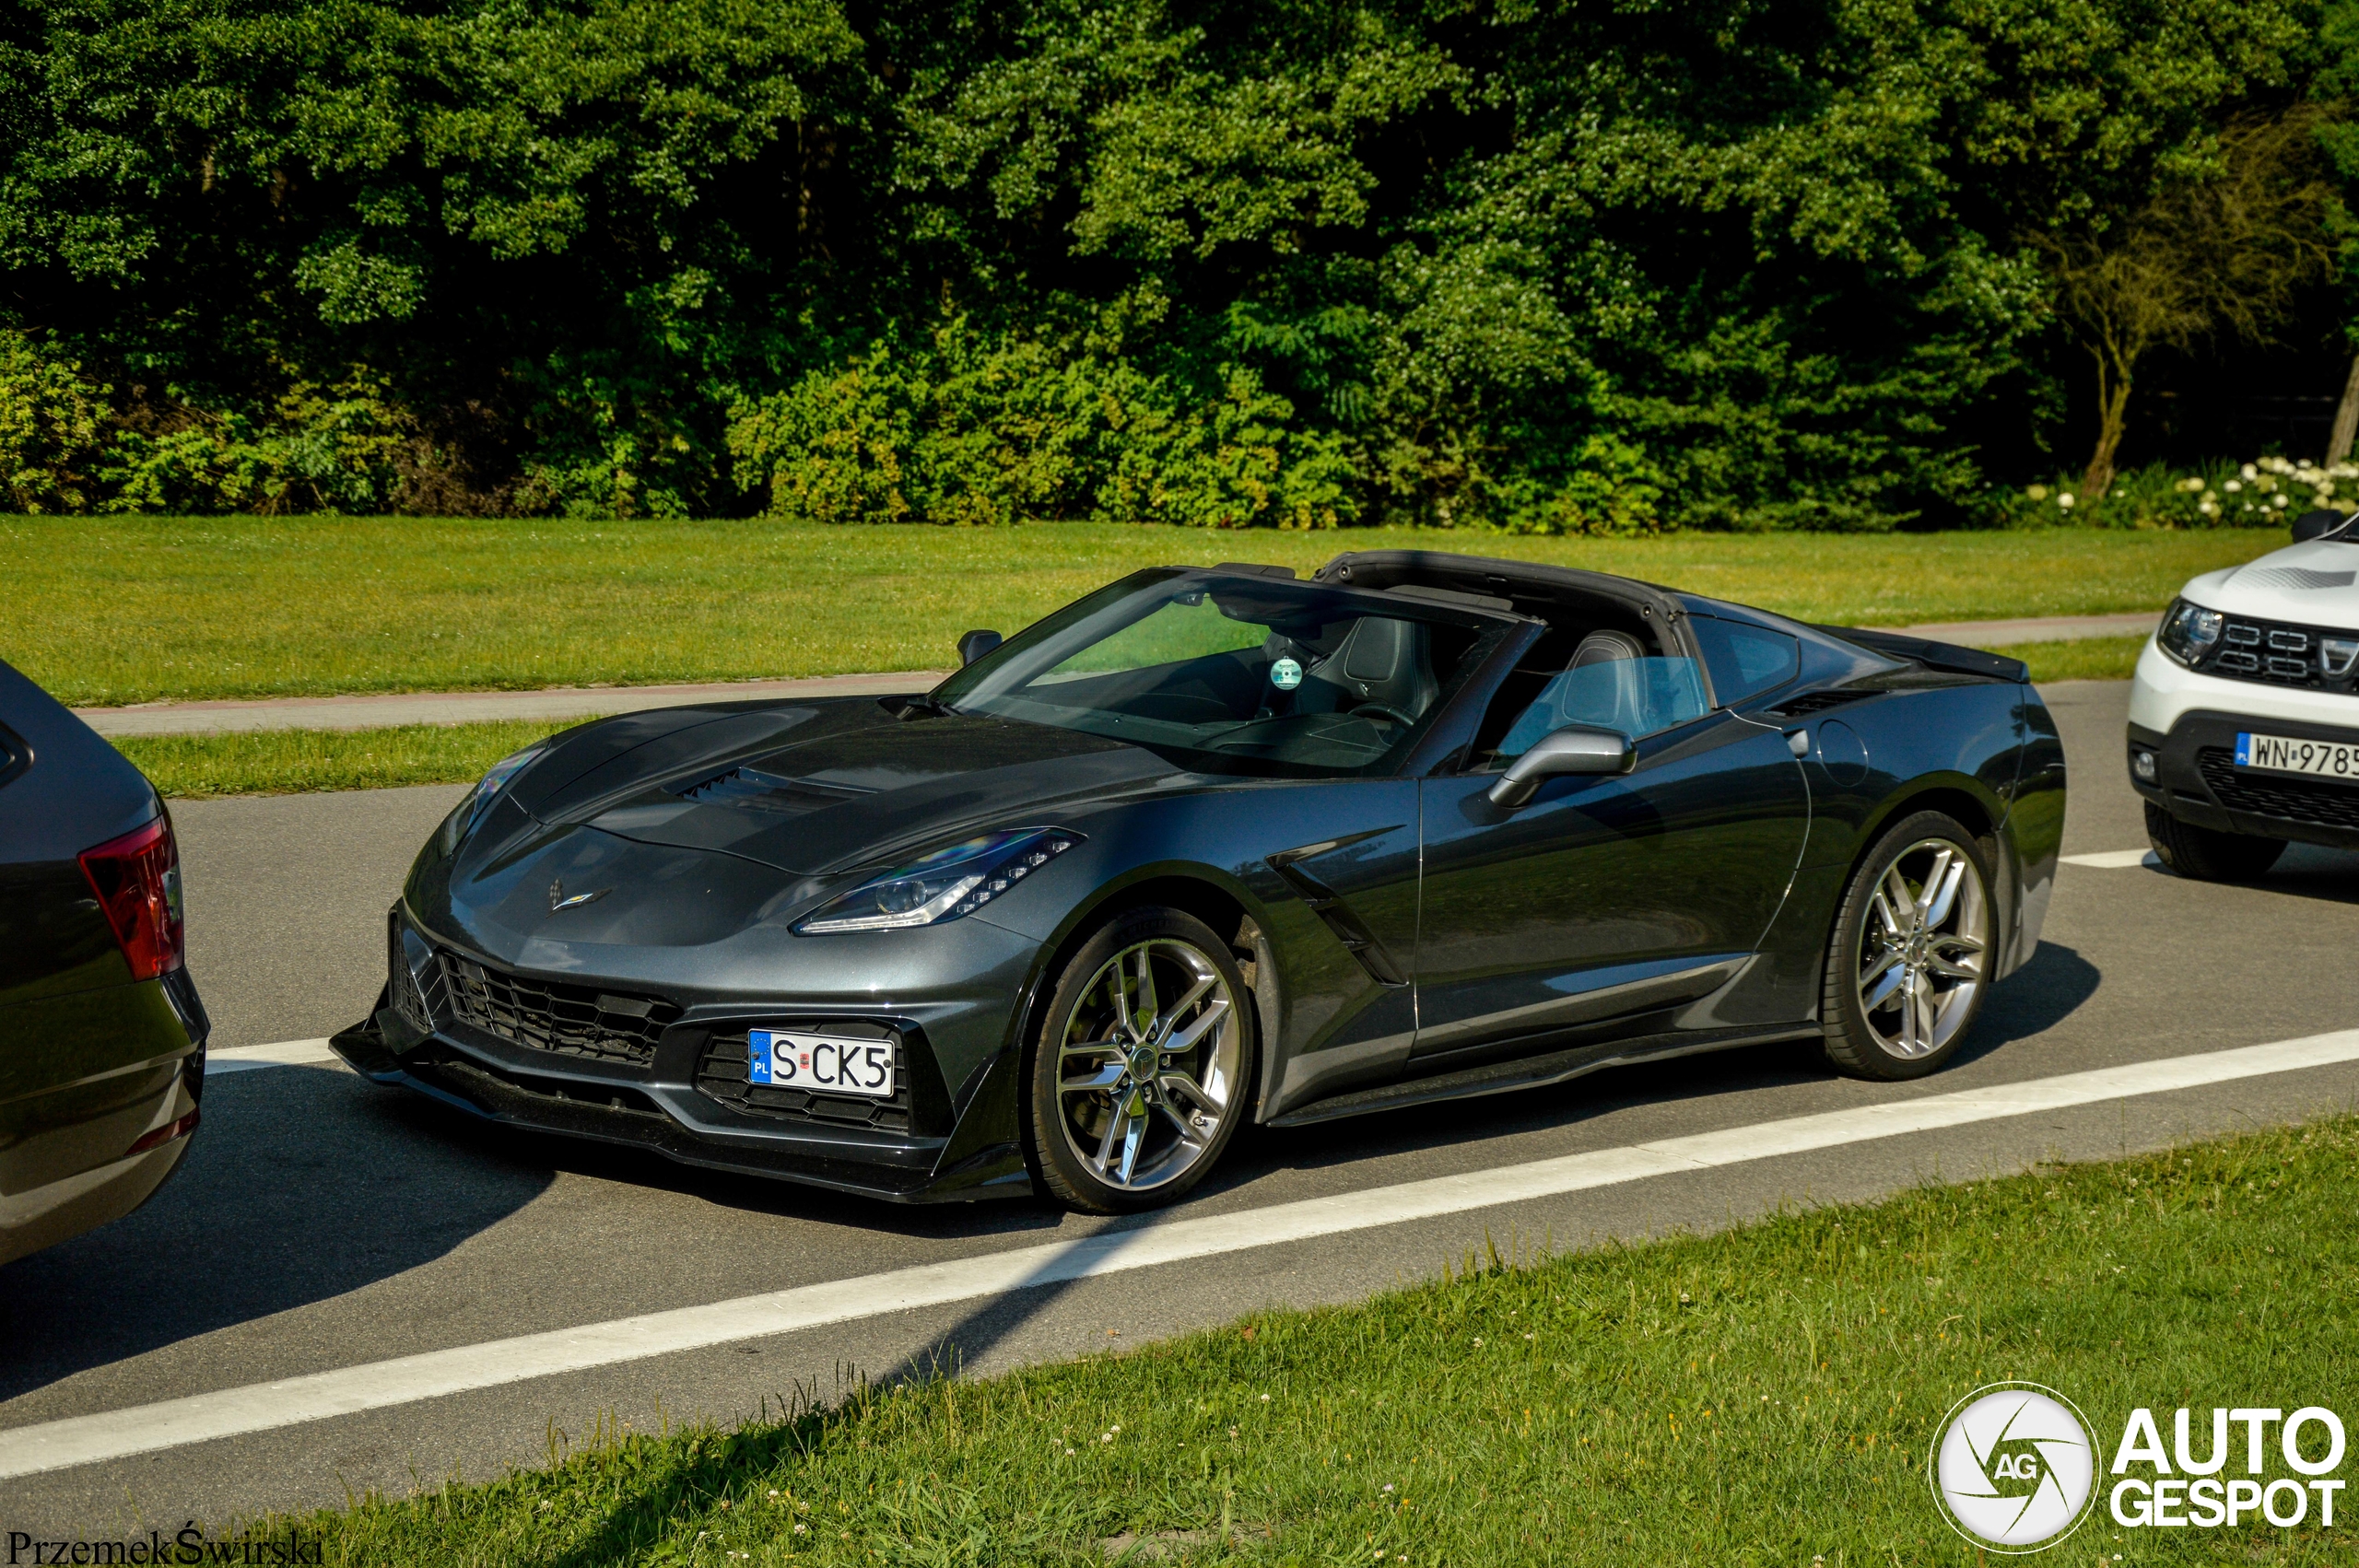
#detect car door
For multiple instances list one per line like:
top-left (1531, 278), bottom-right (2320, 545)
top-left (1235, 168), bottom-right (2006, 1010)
top-left (1409, 626), bottom-right (1809, 1062)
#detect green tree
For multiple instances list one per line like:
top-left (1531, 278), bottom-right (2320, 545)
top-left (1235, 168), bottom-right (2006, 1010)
top-left (2038, 109), bottom-right (2338, 499)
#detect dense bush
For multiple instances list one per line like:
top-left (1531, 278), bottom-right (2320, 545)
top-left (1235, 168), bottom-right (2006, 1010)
top-left (0, 0), bottom-right (2348, 525)
top-left (724, 322), bottom-right (1360, 527)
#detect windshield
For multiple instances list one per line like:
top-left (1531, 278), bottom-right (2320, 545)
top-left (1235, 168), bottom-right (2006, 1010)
top-left (932, 569), bottom-right (1518, 778)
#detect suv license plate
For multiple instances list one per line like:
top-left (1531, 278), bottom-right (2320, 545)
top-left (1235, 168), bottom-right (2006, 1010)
top-left (2236, 731), bottom-right (2359, 781)
top-left (748, 1029), bottom-right (895, 1098)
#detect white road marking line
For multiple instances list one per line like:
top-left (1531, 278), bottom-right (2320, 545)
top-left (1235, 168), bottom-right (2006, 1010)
top-left (2061, 848), bottom-right (2161, 870)
top-left (6, 1027), bottom-right (2358, 1479)
top-left (206, 1039), bottom-right (343, 1074)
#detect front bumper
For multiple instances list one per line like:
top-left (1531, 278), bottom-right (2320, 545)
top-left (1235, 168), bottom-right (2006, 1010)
top-left (339, 910), bottom-right (1042, 1203)
top-left (334, 1006), bottom-right (1030, 1202)
top-left (2127, 706), bottom-right (2359, 852)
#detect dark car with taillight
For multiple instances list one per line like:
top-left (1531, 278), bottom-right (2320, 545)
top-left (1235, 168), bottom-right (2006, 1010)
top-left (0, 657), bottom-right (206, 1265)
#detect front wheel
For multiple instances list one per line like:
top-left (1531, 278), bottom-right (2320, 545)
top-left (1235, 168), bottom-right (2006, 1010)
top-left (2144, 802), bottom-right (2285, 882)
top-left (1027, 907), bottom-right (1256, 1213)
top-left (1821, 811), bottom-right (1995, 1081)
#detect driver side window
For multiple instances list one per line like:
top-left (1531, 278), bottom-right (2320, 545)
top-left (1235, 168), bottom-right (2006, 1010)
top-left (1496, 658), bottom-right (1708, 757)
top-left (1476, 628), bottom-right (1711, 765)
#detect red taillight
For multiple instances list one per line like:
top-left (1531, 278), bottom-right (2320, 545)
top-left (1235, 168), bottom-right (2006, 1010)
top-left (78, 813), bottom-right (185, 981)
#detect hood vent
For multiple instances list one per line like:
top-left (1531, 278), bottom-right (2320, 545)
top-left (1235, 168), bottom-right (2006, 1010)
top-left (2234, 566), bottom-right (2357, 592)
top-left (672, 765), bottom-right (874, 815)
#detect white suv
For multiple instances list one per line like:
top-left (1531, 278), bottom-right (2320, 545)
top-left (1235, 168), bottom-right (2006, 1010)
top-left (2130, 514), bottom-right (2359, 878)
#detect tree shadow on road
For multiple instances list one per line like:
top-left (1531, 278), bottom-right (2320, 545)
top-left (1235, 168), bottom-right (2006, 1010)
top-left (0, 939), bottom-right (2114, 1409)
top-left (841, 942), bottom-right (2113, 1392)
top-left (0, 1069), bottom-right (552, 1401)
top-left (1943, 939), bottom-right (2104, 1068)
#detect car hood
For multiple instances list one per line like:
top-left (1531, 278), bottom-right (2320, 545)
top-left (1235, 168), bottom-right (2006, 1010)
top-left (508, 697), bottom-right (1180, 877)
top-left (2184, 536), bottom-right (2359, 626)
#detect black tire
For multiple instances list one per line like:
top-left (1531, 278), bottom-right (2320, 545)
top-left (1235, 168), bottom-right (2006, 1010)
top-left (2144, 801), bottom-right (2285, 882)
top-left (1821, 811), bottom-right (1996, 1082)
top-left (1027, 906), bottom-right (1257, 1214)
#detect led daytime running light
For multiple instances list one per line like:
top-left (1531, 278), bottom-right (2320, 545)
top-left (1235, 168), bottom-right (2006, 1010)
top-left (797, 829), bottom-right (1081, 934)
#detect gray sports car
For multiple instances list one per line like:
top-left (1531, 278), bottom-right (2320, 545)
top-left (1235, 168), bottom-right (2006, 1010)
top-left (333, 550), bottom-right (2065, 1211)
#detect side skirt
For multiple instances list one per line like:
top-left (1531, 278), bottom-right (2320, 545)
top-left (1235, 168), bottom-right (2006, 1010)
top-left (1265, 1024), bottom-right (1822, 1129)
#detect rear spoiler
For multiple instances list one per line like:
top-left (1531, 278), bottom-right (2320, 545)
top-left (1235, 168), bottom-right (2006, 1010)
top-left (1813, 625), bottom-right (2030, 684)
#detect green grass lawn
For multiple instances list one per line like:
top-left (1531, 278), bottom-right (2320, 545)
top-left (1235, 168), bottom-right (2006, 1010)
top-left (120, 720), bottom-right (557, 799)
top-left (246, 1118), bottom-right (2349, 1564)
top-left (3, 518), bottom-right (2271, 708)
top-left (1982, 634), bottom-right (2151, 684)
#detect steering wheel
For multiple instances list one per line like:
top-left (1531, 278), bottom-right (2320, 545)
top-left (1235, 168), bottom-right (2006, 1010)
top-left (1349, 703), bottom-right (1419, 729)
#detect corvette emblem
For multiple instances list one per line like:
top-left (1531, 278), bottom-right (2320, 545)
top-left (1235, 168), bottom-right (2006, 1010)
top-left (548, 877), bottom-right (610, 913)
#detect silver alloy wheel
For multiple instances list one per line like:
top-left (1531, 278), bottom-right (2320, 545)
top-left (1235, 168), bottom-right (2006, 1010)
top-left (1856, 837), bottom-right (1989, 1059)
top-left (1052, 936), bottom-right (1242, 1192)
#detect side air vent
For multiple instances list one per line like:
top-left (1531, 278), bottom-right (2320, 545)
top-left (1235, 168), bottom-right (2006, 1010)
top-left (1264, 856), bottom-right (1409, 986)
top-left (1765, 689), bottom-right (1872, 720)
top-left (672, 766), bottom-right (871, 815)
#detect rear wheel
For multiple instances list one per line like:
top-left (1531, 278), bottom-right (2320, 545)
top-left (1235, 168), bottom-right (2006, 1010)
top-left (1027, 907), bottom-right (1255, 1213)
top-left (1821, 811), bottom-right (1994, 1081)
top-left (2144, 802), bottom-right (2285, 882)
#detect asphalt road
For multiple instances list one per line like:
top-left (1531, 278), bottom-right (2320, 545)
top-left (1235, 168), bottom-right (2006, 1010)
top-left (5, 679), bottom-right (2357, 1535)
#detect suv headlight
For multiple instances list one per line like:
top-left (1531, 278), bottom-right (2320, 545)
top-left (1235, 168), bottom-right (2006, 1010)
top-left (441, 743), bottom-right (549, 852)
top-left (795, 828), bottom-right (1081, 933)
top-left (2157, 598), bottom-right (2224, 667)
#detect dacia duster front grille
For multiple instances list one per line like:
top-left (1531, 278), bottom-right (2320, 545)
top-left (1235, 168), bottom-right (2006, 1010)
top-left (2189, 613), bottom-right (2359, 694)
top-left (2198, 747), bottom-right (2359, 830)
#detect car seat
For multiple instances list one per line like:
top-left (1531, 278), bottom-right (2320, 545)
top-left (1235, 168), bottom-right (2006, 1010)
top-left (1568, 629), bottom-right (1647, 668)
top-left (1307, 617), bottom-right (1438, 718)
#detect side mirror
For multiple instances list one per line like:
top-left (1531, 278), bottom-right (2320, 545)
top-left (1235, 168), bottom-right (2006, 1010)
top-left (957, 628), bottom-right (1003, 666)
top-left (1485, 723), bottom-right (1635, 808)
top-left (2292, 509), bottom-right (2351, 544)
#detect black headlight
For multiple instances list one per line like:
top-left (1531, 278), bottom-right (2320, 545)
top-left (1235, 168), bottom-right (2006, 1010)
top-left (2157, 598), bottom-right (2224, 667)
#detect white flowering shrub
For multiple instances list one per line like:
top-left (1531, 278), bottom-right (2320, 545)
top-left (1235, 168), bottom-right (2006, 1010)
top-left (2007, 457), bottom-right (2343, 529)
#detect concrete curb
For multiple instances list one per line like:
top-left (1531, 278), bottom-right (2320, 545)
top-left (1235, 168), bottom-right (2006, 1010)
top-left (79, 671), bottom-right (945, 738)
top-left (1890, 611), bottom-right (2158, 648)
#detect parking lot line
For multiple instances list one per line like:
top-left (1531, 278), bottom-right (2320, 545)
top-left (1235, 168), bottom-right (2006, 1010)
top-left (2060, 848), bottom-right (2159, 869)
top-left (6, 1026), bottom-right (2356, 1480)
top-left (207, 1039), bottom-right (342, 1074)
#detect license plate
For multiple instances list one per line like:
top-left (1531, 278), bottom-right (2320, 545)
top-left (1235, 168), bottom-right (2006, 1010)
top-left (747, 1029), bottom-right (895, 1098)
top-left (2236, 731), bottom-right (2359, 781)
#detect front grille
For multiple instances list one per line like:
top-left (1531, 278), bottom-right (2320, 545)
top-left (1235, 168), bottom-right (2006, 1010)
top-left (696, 1030), bottom-right (913, 1132)
top-left (2197, 748), bottom-right (2359, 831)
top-left (2191, 612), bottom-right (2359, 693)
top-left (436, 953), bottom-right (680, 1066)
